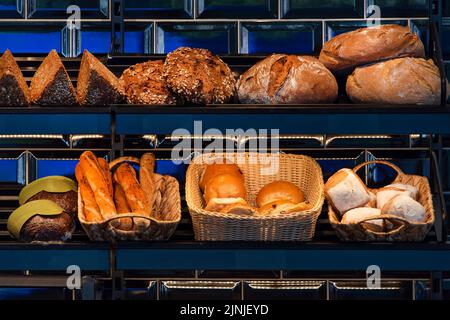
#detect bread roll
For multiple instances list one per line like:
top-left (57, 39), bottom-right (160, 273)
top-left (325, 168), bottom-right (370, 215)
top-left (258, 200), bottom-right (312, 215)
top-left (219, 202), bottom-right (258, 215)
top-left (341, 207), bottom-right (384, 232)
top-left (203, 173), bottom-right (246, 204)
top-left (256, 181), bottom-right (304, 208)
top-left (319, 24), bottom-right (425, 73)
top-left (376, 186), bottom-right (415, 210)
top-left (381, 194), bottom-right (426, 223)
top-left (237, 54), bottom-right (338, 104)
top-left (346, 57), bottom-right (440, 105)
top-left (199, 163), bottom-right (243, 192)
top-left (204, 197), bottom-right (247, 212)
top-left (385, 183), bottom-right (418, 199)
top-left (365, 191), bottom-right (377, 208)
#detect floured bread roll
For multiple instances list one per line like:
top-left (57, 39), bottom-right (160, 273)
top-left (381, 195), bottom-right (426, 223)
top-left (365, 191), bottom-right (377, 208)
top-left (341, 208), bottom-right (384, 232)
top-left (376, 187), bottom-right (416, 210)
top-left (385, 183), bottom-right (418, 199)
top-left (325, 168), bottom-right (370, 215)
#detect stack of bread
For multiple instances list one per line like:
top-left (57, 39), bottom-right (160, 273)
top-left (76, 151), bottom-right (159, 230)
top-left (325, 168), bottom-right (426, 232)
top-left (200, 162), bottom-right (312, 215)
top-left (319, 24), bottom-right (441, 105)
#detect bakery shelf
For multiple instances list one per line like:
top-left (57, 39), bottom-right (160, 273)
top-left (0, 107), bottom-right (111, 135)
top-left (112, 105), bottom-right (450, 135)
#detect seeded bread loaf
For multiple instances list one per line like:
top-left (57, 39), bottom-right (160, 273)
top-left (77, 50), bottom-right (126, 105)
top-left (163, 47), bottom-right (235, 104)
top-left (319, 24), bottom-right (425, 73)
top-left (120, 60), bottom-right (176, 105)
top-left (346, 57), bottom-right (441, 105)
top-left (0, 49), bottom-right (29, 106)
top-left (30, 50), bottom-right (77, 105)
top-left (237, 54), bottom-right (338, 104)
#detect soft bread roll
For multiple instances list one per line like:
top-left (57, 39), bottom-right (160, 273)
top-left (346, 57), bottom-right (440, 105)
top-left (256, 181), bottom-right (304, 208)
top-left (365, 191), bottom-right (377, 208)
top-left (204, 173), bottom-right (246, 204)
top-left (114, 163), bottom-right (150, 216)
top-left (385, 183), bottom-right (418, 200)
top-left (219, 202), bottom-right (258, 215)
top-left (204, 197), bottom-right (248, 212)
top-left (75, 164), bottom-right (102, 222)
top-left (319, 24), bottom-right (425, 72)
top-left (237, 54), bottom-right (338, 104)
top-left (381, 194), bottom-right (426, 223)
top-left (258, 200), bottom-right (313, 215)
top-left (79, 151), bottom-right (117, 221)
top-left (199, 162), bottom-right (243, 191)
top-left (325, 168), bottom-right (370, 215)
top-left (341, 207), bottom-right (384, 232)
top-left (376, 187), bottom-right (415, 210)
top-left (140, 153), bottom-right (156, 215)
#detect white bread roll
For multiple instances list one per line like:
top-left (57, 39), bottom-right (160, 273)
top-left (341, 207), bottom-right (383, 232)
top-left (385, 183), bottom-right (418, 200)
top-left (381, 195), bottom-right (426, 223)
top-left (325, 168), bottom-right (370, 215)
top-left (365, 191), bottom-right (377, 208)
top-left (376, 187), bottom-right (414, 210)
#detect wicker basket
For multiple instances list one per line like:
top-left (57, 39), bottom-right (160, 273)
top-left (78, 157), bottom-right (181, 242)
top-left (186, 152), bottom-right (324, 241)
top-left (328, 160), bottom-right (435, 242)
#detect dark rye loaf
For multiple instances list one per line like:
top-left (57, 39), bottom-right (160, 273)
top-left (163, 47), bottom-right (235, 104)
top-left (30, 50), bottom-right (77, 105)
top-left (0, 49), bottom-right (29, 106)
top-left (120, 60), bottom-right (176, 105)
top-left (77, 50), bottom-right (126, 105)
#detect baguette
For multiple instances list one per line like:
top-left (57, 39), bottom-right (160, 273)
top-left (75, 164), bottom-right (103, 222)
top-left (97, 157), bottom-right (113, 198)
top-left (78, 151), bottom-right (117, 221)
top-left (114, 183), bottom-right (133, 230)
top-left (140, 153), bottom-right (156, 217)
top-left (114, 163), bottom-right (150, 216)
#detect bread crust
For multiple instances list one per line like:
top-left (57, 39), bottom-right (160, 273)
top-left (346, 57), bottom-right (440, 105)
top-left (0, 49), bottom-right (29, 106)
top-left (140, 153), bottom-right (156, 217)
top-left (237, 54), bottom-right (338, 104)
top-left (319, 24), bottom-right (425, 72)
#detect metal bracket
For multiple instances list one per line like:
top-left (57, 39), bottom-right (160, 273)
top-left (431, 271), bottom-right (443, 300)
top-left (81, 276), bottom-right (97, 300)
top-left (111, 270), bottom-right (125, 300)
top-left (111, 0), bottom-right (124, 54)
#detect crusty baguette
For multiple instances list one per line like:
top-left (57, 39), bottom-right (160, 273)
top-left (114, 183), bottom-right (133, 230)
top-left (114, 163), bottom-right (150, 216)
top-left (79, 151), bottom-right (117, 221)
top-left (75, 163), bottom-right (103, 222)
top-left (140, 153), bottom-right (156, 216)
top-left (97, 157), bottom-right (113, 198)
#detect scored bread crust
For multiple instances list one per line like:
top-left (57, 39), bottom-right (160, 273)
top-left (346, 57), bottom-right (441, 105)
top-left (120, 60), bottom-right (176, 105)
top-left (30, 50), bottom-right (77, 105)
top-left (319, 24), bottom-right (425, 72)
top-left (163, 47), bottom-right (235, 104)
top-left (77, 50), bottom-right (126, 105)
top-left (237, 54), bottom-right (338, 104)
top-left (0, 49), bottom-right (29, 106)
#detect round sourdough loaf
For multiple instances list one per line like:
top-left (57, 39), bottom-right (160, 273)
top-left (237, 54), bottom-right (338, 104)
top-left (163, 47), bottom-right (235, 104)
top-left (319, 24), bottom-right (425, 73)
top-left (346, 57), bottom-right (441, 105)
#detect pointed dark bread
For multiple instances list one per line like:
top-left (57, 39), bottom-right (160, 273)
top-left (0, 49), bottom-right (29, 106)
top-left (30, 50), bottom-right (77, 105)
top-left (77, 50), bottom-right (125, 105)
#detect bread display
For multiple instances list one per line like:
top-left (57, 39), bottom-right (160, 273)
top-left (0, 49), bottom-right (29, 106)
top-left (30, 50), bottom-right (77, 105)
top-left (319, 24), bottom-right (425, 73)
top-left (163, 47), bottom-right (235, 104)
top-left (120, 60), bottom-right (176, 105)
top-left (77, 50), bottom-right (126, 105)
top-left (237, 54), bottom-right (338, 104)
top-left (346, 57), bottom-right (441, 105)
top-left (8, 176), bottom-right (77, 242)
top-left (324, 168), bottom-right (370, 215)
top-left (381, 194), bottom-right (426, 223)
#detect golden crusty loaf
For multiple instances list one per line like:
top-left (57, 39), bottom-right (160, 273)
top-left (237, 54), bottom-right (338, 104)
top-left (346, 57), bottom-right (441, 105)
top-left (120, 60), bottom-right (176, 105)
top-left (163, 47), bottom-right (235, 104)
top-left (77, 50), bottom-right (126, 105)
top-left (30, 50), bottom-right (77, 105)
top-left (0, 50), bottom-right (29, 106)
top-left (319, 24), bottom-right (425, 73)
